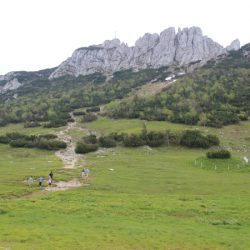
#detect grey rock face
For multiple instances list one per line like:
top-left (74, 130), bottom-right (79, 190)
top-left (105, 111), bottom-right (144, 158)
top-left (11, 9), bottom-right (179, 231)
top-left (226, 39), bottom-right (241, 51)
top-left (48, 27), bottom-right (239, 79)
top-left (0, 77), bottom-right (22, 93)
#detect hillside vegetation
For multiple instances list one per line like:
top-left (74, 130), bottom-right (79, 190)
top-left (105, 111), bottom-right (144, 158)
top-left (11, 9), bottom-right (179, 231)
top-left (106, 45), bottom-right (250, 127)
top-left (0, 68), bottom-right (171, 127)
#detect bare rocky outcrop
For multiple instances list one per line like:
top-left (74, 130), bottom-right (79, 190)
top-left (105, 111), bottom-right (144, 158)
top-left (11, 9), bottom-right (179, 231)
top-left (49, 26), bottom-right (240, 79)
top-left (226, 39), bottom-right (241, 51)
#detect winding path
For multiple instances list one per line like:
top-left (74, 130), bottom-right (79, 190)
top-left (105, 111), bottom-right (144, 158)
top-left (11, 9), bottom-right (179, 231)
top-left (46, 115), bottom-right (92, 191)
top-left (55, 114), bottom-right (90, 169)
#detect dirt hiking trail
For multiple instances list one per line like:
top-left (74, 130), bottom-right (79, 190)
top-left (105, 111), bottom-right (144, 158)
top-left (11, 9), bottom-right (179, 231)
top-left (55, 114), bottom-right (90, 169)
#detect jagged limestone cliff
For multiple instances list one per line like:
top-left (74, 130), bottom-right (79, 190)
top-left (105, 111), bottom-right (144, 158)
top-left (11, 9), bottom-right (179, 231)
top-left (49, 27), bottom-right (240, 79)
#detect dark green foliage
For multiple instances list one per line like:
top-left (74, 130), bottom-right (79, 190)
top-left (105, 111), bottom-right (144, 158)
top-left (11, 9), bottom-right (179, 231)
top-left (144, 131), bottom-right (166, 147)
top-left (0, 67), bottom-right (170, 127)
top-left (123, 134), bottom-right (145, 147)
top-left (0, 132), bottom-right (65, 151)
top-left (109, 132), bottom-right (126, 142)
top-left (86, 107), bottom-right (100, 113)
top-left (83, 135), bottom-right (98, 144)
top-left (82, 113), bottom-right (98, 123)
top-left (24, 121), bottom-right (41, 128)
top-left (9, 139), bottom-right (34, 148)
top-left (36, 139), bottom-right (67, 150)
top-left (39, 134), bottom-right (57, 140)
top-left (99, 136), bottom-right (116, 148)
top-left (238, 112), bottom-right (248, 121)
top-left (0, 135), bottom-right (10, 144)
top-left (206, 134), bottom-right (220, 147)
top-left (180, 130), bottom-right (220, 149)
top-left (75, 142), bottom-right (99, 154)
top-left (207, 147), bottom-right (231, 159)
top-left (73, 111), bottom-right (86, 116)
top-left (43, 120), bottom-right (67, 128)
top-left (106, 49), bottom-right (250, 126)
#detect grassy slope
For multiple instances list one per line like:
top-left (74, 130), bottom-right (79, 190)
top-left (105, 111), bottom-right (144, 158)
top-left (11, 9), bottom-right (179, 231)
top-left (0, 120), bottom-right (250, 249)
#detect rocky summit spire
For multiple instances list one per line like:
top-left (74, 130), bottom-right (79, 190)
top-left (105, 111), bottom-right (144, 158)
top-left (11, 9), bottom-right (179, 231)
top-left (48, 26), bottom-right (239, 79)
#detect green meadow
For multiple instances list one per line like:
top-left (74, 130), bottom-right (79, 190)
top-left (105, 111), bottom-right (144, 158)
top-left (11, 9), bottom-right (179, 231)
top-left (0, 120), bottom-right (250, 249)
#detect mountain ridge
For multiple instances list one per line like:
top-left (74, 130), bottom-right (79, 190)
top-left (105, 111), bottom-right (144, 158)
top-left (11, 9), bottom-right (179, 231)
top-left (49, 26), bottom-right (240, 79)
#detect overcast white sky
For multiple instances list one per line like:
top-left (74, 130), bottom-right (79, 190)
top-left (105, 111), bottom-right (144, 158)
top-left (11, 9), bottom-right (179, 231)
top-left (0, 0), bottom-right (249, 75)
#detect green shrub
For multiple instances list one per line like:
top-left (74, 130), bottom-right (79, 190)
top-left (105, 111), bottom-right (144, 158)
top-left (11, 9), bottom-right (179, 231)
top-left (180, 130), bottom-right (219, 148)
top-left (238, 113), bottom-right (248, 121)
top-left (83, 135), bottom-right (98, 144)
top-left (82, 113), bottom-right (98, 123)
top-left (43, 120), bottom-right (67, 128)
top-left (37, 139), bottom-right (67, 150)
top-left (206, 134), bottom-right (220, 147)
top-left (99, 136), bottom-right (116, 148)
top-left (86, 107), bottom-right (100, 113)
top-left (0, 135), bottom-right (10, 144)
top-left (24, 121), bottom-right (41, 128)
top-left (143, 131), bottom-right (165, 147)
top-left (109, 132), bottom-right (126, 142)
top-left (75, 142), bottom-right (99, 154)
top-left (207, 147), bottom-right (231, 159)
top-left (10, 139), bottom-right (31, 148)
top-left (123, 134), bottom-right (145, 147)
top-left (73, 111), bottom-right (86, 116)
top-left (39, 134), bottom-right (57, 140)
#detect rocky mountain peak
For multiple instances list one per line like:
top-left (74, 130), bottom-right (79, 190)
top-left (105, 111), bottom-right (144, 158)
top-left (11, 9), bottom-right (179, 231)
top-left (226, 39), bottom-right (241, 51)
top-left (50, 26), bottom-right (235, 79)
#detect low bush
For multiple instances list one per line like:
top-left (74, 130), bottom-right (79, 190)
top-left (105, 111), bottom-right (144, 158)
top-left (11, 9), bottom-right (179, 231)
top-left (109, 132), bottom-right (126, 142)
top-left (123, 134), bottom-right (145, 147)
top-left (83, 135), bottom-right (98, 144)
top-left (37, 139), bottom-right (67, 150)
top-left (86, 107), bottom-right (100, 113)
top-left (43, 120), bottom-right (67, 128)
top-left (82, 113), bottom-right (97, 123)
top-left (144, 131), bottom-right (165, 147)
top-left (99, 136), bottom-right (116, 148)
top-left (180, 130), bottom-right (220, 148)
top-left (73, 111), bottom-right (86, 116)
top-left (39, 134), bottom-right (57, 140)
top-left (75, 142), bottom-right (99, 154)
top-left (24, 121), bottom-right (41, 128)
top-left (0, 135), bottom-right (10, 144)
top-left (10, 139), bottom-right (32, 148)
top-left (207, 147), bottom-right (231, 159)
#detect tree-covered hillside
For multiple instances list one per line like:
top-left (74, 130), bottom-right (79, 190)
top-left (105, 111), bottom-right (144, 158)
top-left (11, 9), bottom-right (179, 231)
top-left (106, 44), bottom-right (250, 127)
top-left (0, 67), bottom-right (170, 127)
top-left (0, 43), bottom-right (249, 128)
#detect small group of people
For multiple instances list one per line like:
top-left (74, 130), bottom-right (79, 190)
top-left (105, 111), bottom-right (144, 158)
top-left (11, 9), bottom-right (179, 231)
top-left (27, 171), bottom-right (53, 189)
top-left (81, 168), bottom-right (90, 180)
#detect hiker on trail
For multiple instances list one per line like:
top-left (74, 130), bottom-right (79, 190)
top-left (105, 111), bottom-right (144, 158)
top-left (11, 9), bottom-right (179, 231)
top-left (81, 169), bottom-right (86, 178)
top-left (39, 176), bottom-right (44, 189)
top-left (85, 168), bottom-right (90, 177)
top-left (49, 171), bottom-right (53, 180)
top-left (85, 168), bottom-right (90, 180)
top-left (27, 176), bottom-right (34, 187)
top-left (48, 176), bottom-right (52, 187)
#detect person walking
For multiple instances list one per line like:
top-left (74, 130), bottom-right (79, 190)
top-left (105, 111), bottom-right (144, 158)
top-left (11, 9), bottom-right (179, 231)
top-left (85, 168), bottom-right (90, 180)
top-left (81, 169), bottom-right (86, 179)
top-left (48, 176), bottom-right (52, 187)
top-left (39, 176), bottom-right (44, 189)
top-left (49, 171), bottom-right (53, 180)
top-left (27, 176), bottom-right (34, 187)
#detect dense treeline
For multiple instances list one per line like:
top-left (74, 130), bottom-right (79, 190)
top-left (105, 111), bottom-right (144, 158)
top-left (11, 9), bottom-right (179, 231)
top-left (106, 67), bottom-right (250, 127)
top-left (75, 130), bottom-right (220, 154)
top-left (106, 46), bottom-right (250, 127)
top-left (0, 133), bottom-right (66, 150)
top-left (0, 68), bottom-right (170, 127)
